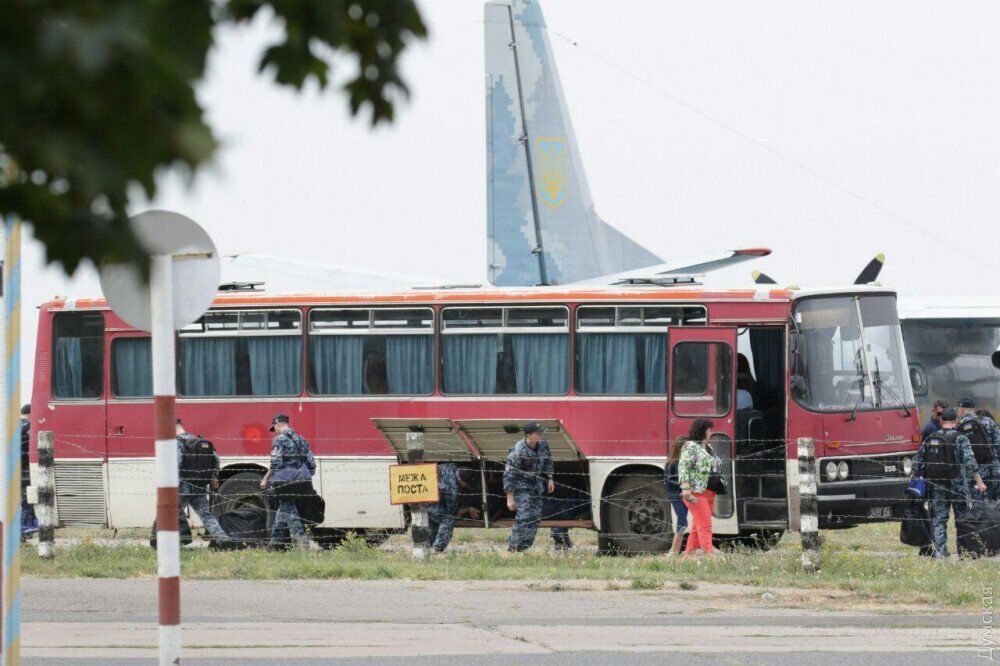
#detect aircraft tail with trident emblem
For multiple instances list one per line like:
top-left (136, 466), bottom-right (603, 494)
top-left (485, 0), bottom-right (662, 286)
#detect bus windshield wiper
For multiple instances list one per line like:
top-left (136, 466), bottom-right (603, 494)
top-left (845, 349), bottom-right (867, 422)
top-left (872, 358), bottom-right (912, 417)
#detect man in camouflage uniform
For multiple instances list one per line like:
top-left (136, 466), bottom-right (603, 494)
top-left (503, 421), bottom-right (555, 552)
top-left (175, 419), bottom-right (227, 543)
top-left (912, 408), bottom-right (987, 558)
top-left (427, 462), bottom-right (459, 553)
top-left (261, 413), bottom-right (316, 551)
top-left (957, 398), bottom-right (1000, 506)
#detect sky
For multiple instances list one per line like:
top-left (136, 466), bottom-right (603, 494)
top-left (19, 0), bottom-right (1000, 400)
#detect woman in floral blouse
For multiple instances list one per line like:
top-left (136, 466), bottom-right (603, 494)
top-left (678, 418), bottom-right (722, 557)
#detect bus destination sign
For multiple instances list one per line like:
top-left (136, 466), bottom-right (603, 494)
top-left (389, 464), bottom-right (440, 505)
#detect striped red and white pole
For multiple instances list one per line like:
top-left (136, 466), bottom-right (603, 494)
top-left (150, 255), bottom-right (181, 664)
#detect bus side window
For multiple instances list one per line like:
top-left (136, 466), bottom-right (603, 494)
top-left (672, 341), bottom-right (732, 417)
top-left (111, 338), bottom-right (153, 398)
top-left (52, 312), bottom-right (105, 399)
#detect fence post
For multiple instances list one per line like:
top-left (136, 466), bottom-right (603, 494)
top-left (406, 432), bottom-right (429, 561)
top-left (36, 431), bottom-right (55, 559)
top-left (797, 437), bottom-right (820, 573)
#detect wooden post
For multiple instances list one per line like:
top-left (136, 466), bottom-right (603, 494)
top-left (797, 437), bottom-right (820, 573)
top-left (406, 432), bottom-right (429, 561)
top-left (36, 432), bottom-right (54, 559)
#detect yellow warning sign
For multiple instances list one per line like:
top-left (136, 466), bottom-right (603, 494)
top-left (389, 463), bottom-right (439, 505)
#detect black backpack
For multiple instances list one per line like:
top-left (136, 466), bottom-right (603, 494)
top-left (921, 430), bottom-right (959, 481)
top-left (180, 436), bottom-right (217, 485)
top-left (957, 418), bottom-right (996, 465)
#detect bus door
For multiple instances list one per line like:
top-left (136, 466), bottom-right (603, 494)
top-left (104, 332), bottom-right (155, 527)
top-left (105, 332), bottom-right (153, 458)
top-left (667, 327), bottom-right (739, 531)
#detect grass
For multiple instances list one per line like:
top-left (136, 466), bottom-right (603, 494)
top-left (20, 522), bottom-right (999, 609)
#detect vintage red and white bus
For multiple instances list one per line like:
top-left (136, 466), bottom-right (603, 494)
top-left (29, 284), bottom-right (920, 552)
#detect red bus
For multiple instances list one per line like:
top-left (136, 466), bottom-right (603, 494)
top-left (29, 284), bottom-right (920, 552)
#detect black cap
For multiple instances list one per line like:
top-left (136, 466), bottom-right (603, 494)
top-left (958, 397), bottom-right (976, 409)
top-left (20, 404), bottom-right (30, 416)
top-left (522, 421), bottom-right (547, 435)
top-left (269, 413), bottom-right (290, 431)
top-left (940, 408), bottom-right (958, 422)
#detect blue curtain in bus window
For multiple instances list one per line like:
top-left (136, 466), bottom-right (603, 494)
top-left (181, 338), bottom-right (237, 396)
top-left (247, 337), bottom-right (301, 396)
top-left (114, 338), bottom-right (152, 397)
top-left (443, 335), bottom-right (497, 394)
top-left (642, 333), bottom-right (667, 394)
top-left (385, 336), bottom-right (433, 394)
top-left (511, 334), bottom-right (568, 394)
top-left (54, 337), bottom-right (84, 398)
top-left (577, 334), bottom-right (638, 394)
top-left (311, 335), bottom-right (365, 394)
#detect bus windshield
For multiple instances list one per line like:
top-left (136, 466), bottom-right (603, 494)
top-left (794, 295), bottom-right (914, 412)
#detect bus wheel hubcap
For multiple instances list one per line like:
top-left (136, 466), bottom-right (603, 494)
top-left (626, 493), bottom-right (666, 538)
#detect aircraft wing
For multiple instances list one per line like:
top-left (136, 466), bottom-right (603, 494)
top-left (897, 297), bottom-right (1000, 321)
top-left (222, 254), bottom-right (441, 293)
top-left (572, 248), bottom-right (771, 286)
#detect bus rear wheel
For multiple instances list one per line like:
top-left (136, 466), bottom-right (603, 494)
top-left (600, 474), bottom-right (672, 555)
top-left (213, 471), bottom-right (272, 546)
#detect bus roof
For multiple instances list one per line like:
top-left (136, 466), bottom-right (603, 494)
top-left (42, 284), bottom-right (895, 312)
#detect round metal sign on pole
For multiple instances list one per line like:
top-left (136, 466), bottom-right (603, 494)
top-left (99, 210), bottom-right (219, 665)
top-left (99, 210), bottom-right (220, 332)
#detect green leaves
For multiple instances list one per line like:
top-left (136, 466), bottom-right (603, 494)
top-left (0, 0), bottom-right (426, 274)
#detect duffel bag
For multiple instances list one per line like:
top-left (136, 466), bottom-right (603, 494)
top-left (955, 505), bottom-right (1000, 559)
top-left (218, 504), bottom-right (268, 548)
top-left (271, 478), bottom-right (315, 501)
top-left (899, 500), bottom-right (932, 548)
top-left (297, 493), bottom-right (326, 527)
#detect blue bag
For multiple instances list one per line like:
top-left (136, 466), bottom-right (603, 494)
top-left (906, 476), bottom-right (926, 499)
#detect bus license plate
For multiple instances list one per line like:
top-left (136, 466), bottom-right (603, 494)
top-left (868, 506), bottom-right (892, 519)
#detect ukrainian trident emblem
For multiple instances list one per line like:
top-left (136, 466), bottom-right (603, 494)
top-left (535, 137), bottom-right (569, 208)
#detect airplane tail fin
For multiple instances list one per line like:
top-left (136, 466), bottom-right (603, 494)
top-left (485, 0), bottom-right (661, 286)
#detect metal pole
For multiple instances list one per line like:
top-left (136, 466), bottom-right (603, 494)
top-left (797, 437), bottom-right (820, 573)
top-left (36, 432), bottom-right (54, 559)
top-left (406, 432), bottom-right (429, 561)
top-left (151, 255), bottom-right (180, 664)
top-left (1, 218), bottom-right (22, 665)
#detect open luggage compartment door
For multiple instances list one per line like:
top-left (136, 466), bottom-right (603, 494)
top-left (455, 419), bottom-right (583, 462)
top-left (372, 418), bottom-right (475, 462)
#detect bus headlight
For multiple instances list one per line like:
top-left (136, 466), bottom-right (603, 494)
top-left (825, 461), bottom-right (839, 482)
top-left (837, 461), bottom-right (849, 480)
top-left (902, 457), bottom-right (913, 476)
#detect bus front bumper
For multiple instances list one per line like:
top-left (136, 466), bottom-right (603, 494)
top-left (816, 478), bottom-right (910, 528)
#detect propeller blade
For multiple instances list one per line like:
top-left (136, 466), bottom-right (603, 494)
top-left (854, 253), bottom-right (885, 285)
top-left (752, 271), bottom-right (778, 285)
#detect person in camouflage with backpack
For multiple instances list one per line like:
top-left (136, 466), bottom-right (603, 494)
top-left (911, 408), bottom-right (986, 558)
top-left (957, 398), bottom-right (1000, 507)
top-left (261, 413), bottom-right (316, 551)
top-left (175, 419), bottom-right (227, 543)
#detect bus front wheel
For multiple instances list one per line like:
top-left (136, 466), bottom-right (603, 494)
top-left (600, 474), bottom-right (672, 555)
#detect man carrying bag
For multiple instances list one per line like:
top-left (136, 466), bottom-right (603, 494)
top-left (261, 414), bottom-right (316, 551)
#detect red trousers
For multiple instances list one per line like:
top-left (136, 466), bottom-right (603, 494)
top-left (681, 489), bottom-right (716, 555)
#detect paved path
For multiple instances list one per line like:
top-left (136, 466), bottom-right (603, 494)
top-left (21, 579), bottom-right (993, 663)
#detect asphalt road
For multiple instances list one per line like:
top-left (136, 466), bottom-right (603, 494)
top-left (20, 579), bottom-right (993, 664)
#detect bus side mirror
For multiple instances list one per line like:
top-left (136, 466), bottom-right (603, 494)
top-left (791, 374), bottom-right (807, 398)
top-left (789, 331), bottom-right (800, 355)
